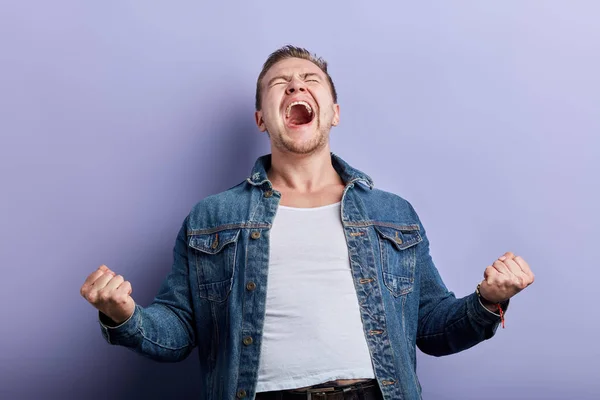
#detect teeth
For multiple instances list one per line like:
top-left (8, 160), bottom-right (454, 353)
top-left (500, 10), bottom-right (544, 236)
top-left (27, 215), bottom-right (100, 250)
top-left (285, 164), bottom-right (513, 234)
top-left (285, 101), bottom-right (313, 118)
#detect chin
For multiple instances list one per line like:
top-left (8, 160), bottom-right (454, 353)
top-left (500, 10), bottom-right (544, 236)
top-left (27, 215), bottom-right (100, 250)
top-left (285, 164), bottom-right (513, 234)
top-left (278, 131), bottom-right (327, 155)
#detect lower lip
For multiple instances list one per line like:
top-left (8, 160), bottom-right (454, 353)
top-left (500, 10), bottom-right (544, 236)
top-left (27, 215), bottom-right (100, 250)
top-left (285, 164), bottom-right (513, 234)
top-left (285, 116), bottom-right (315, 130)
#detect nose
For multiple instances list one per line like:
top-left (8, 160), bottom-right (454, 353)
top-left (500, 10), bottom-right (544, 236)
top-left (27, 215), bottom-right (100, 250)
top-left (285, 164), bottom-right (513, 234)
top-left (285, 79), bottom-right (306, 95)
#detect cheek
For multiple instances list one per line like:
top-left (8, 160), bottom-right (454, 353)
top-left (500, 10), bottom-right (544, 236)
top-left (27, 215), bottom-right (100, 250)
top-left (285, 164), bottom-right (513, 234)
top-left (264, 95), bottom-right (283, 116)
top-left (263, 107), bottom-right (280, 123)
top-left (313, 90), bottom-right (335, 114)
top-left (320, 103), bottom-right (335, 118)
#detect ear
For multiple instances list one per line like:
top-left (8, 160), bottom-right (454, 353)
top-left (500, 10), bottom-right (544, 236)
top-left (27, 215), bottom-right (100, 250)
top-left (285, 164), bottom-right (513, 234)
top-left (331, 104), bottom-right (340, 126)
top-left (255, 110), bottom-right (267, 132)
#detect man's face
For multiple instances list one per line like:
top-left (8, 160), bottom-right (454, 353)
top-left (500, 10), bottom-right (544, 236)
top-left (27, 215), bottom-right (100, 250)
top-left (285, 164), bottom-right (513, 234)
top-left (255, 58), bottom-right (340, 155)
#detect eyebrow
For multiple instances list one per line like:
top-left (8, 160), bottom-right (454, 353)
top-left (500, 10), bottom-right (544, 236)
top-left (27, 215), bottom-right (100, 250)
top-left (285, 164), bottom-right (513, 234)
top-left (267, 72), bottom-right (321, 87)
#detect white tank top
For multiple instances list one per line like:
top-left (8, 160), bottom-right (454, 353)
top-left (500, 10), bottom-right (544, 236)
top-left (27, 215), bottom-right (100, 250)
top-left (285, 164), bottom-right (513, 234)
top-left (256, 202), bottom-right (375, 392)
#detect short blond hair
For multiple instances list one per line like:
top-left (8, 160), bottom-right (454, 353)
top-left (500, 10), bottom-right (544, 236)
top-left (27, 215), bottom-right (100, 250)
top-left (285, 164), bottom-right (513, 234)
top-left (255, 45), bottom-right (338, 110)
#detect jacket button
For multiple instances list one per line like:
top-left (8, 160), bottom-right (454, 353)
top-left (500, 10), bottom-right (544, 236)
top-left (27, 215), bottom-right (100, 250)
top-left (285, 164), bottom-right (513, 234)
top-left (243, 336), bottom-right (253, 345)
top-left (251, 231), bottom-right (261, 240)
top-left (237, 389), bottom-right (247, 398)
top-left (246, 281), bottom-right (256, 291)
top-left (264, 190), bottom-right (273, 198)
top-left (394, 232), bottom-right (403, 244)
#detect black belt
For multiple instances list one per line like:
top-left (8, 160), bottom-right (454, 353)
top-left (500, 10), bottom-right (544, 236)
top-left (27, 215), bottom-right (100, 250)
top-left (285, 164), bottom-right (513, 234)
top-left (255, 380), bottom-right (383, 400)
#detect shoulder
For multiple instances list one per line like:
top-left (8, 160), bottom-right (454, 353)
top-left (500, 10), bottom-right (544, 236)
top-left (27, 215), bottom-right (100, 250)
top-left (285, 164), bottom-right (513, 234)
top-left (356, 185), bottom-right (421, 226)
top-left (186, 180), bottom-right (252, 231)
top-left (192, 181), bottom-right (248, 209)
top-left (356, 184), bottom-right (420, 219)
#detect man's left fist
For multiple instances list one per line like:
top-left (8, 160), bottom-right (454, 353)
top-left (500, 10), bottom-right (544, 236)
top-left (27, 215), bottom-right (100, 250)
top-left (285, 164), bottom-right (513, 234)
top-left (478, 252), bottom-right (535, 303)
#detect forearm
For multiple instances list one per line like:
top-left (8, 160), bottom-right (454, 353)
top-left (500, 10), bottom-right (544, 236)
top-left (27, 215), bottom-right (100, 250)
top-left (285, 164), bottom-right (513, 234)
top-left (98, 218), bottom-right (196, 362)
top-left (417, 291), bottom-right (506, 356)
top-left (413, 211), bottom-right (506, 356)
top-left (99, 302), bottom-right (194, 362)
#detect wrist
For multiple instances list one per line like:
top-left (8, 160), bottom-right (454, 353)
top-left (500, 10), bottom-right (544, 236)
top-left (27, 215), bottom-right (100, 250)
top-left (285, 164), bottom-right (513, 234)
top-left (476, 282), bottom-right (504, 304)
top-left (480, 298), bottom-right (500, 313)
top-left (476, 282), bottom-right (507, 328)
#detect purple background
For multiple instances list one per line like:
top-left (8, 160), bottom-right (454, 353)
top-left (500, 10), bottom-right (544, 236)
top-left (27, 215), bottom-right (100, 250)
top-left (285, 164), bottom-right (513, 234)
top-left (1, 1), bottom-right (598, 399)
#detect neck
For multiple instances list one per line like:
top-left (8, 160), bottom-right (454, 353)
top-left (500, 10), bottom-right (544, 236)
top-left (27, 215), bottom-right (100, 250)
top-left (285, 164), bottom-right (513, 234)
top-left (268, 144), bottom-right (342, 192)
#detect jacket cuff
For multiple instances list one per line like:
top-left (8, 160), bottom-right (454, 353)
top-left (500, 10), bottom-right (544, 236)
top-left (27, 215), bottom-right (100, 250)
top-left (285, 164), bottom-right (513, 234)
top-left (98, 304), bottom-right (140, 344)
top-left (467, 292), bottom-right (510, 326)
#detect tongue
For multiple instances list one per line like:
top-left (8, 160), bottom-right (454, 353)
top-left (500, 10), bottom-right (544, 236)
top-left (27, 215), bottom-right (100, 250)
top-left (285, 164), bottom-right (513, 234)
top-left (288, 105), bottom-right (312, 126)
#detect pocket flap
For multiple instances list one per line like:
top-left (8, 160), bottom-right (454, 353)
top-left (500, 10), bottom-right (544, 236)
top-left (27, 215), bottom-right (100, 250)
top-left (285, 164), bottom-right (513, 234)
top-left (188, 229), bottom-right (241, 254)
top-left (374, 225), bottom-right (422, 251)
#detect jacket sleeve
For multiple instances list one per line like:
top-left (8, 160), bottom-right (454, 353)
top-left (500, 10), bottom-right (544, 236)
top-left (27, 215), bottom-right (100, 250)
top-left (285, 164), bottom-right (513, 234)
top-left (412, 207), bottom-right (508, 357)
top-left (98, 218), bottom-right (196, 362)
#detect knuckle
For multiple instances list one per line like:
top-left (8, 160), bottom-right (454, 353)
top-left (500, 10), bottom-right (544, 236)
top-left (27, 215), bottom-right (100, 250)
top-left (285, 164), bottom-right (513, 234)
top-left (97, 290), bottom-right (111, 302)
top-left (526, 276), bottom-right (534, 285)
top-left (87, 291), bottom-right (98, 304)
top-left (516, 276), bottom-right (528, 289)
top-left (513, 275), bottom-right (523, 285)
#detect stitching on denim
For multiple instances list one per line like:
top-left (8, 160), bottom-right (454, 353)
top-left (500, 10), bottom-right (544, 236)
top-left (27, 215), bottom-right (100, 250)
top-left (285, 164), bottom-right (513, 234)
top-left (465, 293), bottom-right (501, 325)
top-left (468, 308), bottom-right (490, 326)
top-left (187, 222), bottom-right (270, 236)
top-left (234, 249), bottom-right (245, 394)
top-left (468, 303), bottom-right (500, 325)
top-left (210, 301), bottom-right (219, 363)
top-left (374, 226), bottom-right (422, 252)
top-left (416, 313), bottom-right (469, 340)
top-left (248, 191), bottom-right (262, 222)
top-left (404, 295), bottom-right (421, 391)
top-left (138, 328), bottom-right (190, 351)
top-left (346, 221), bottom-right (420, 231)
top-left (377, 228), bottom-right (416, 296)
top-left (137, 304), bottom-right (192, 351)
top-left (355, 192), bottom-right (401, 395)
top-left (190, 231), bottom-right (240, 254)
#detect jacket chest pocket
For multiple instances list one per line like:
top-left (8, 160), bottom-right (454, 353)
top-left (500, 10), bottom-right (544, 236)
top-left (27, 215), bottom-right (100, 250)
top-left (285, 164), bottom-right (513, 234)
top-left (374, 225), bottom-right (422, 297)
top-left (188, 228), bottom-right (241, 302)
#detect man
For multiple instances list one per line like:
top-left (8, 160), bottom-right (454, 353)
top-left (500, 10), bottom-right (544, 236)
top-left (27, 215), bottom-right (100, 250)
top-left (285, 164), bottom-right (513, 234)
top-left (80, 45), bottom-right (534, 400)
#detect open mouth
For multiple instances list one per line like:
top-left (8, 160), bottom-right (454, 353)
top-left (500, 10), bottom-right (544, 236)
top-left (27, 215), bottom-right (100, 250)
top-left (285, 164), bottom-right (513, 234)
top-left (285, 101), bottom-right (315, 127)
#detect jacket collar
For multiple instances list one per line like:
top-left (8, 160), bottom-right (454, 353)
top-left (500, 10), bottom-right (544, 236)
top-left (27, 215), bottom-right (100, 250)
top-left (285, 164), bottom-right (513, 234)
top-left (246, 152), bottom-right (374, 189)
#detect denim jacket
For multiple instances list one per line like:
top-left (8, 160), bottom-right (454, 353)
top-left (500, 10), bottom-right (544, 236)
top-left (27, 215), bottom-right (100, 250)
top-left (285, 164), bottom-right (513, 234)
top-left (99, 153), bottom-right (506, 400)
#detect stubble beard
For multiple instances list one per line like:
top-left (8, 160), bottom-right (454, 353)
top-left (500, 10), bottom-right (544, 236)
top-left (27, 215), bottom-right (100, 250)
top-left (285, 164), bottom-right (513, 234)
top-left (268, 116), bottom-right (332, 155)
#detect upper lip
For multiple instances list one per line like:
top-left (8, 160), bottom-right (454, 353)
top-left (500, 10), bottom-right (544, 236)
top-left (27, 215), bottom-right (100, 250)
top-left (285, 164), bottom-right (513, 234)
top-left (282, 97), bottom-right (316, 119)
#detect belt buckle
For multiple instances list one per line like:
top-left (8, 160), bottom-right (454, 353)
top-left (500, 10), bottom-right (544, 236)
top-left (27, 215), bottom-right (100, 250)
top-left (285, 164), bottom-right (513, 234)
top-left (305, 386), bottom-right (336, 399)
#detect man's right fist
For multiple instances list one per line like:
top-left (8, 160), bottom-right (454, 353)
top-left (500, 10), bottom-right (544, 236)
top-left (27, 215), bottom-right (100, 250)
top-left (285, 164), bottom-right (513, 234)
top-left (80, 265), bottom-right (135, 325)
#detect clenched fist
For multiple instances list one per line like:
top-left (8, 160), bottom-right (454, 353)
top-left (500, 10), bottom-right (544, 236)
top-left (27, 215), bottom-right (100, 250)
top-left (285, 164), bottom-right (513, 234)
top-left (80, 265), bottom-right (135, 325)
top-left (479, 252), bottom-right (535, 304)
